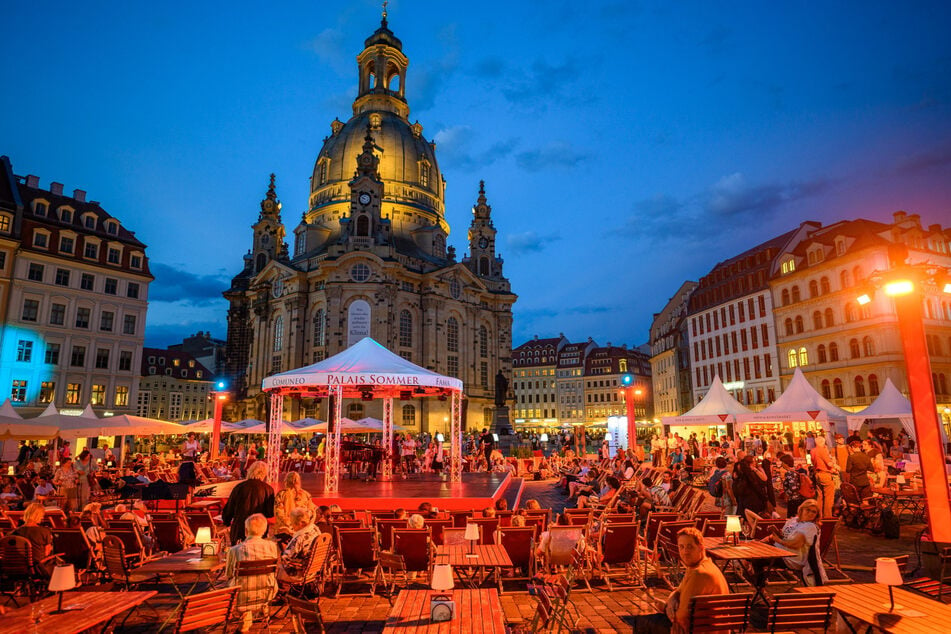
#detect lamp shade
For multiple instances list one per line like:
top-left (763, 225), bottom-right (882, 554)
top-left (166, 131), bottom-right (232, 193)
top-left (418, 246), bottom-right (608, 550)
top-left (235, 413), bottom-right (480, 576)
top-left (48, 564), bottom-right (76, 592)
top-left (195, 527), bottom-right (213, 545)
top-left (726, 515), bottom-right (742, 534)
top-left (464, 523), bottom-right (480, 541)
top-left (431, 564), bottom-right (454, 591)
top-left (896, 474), bottom-right (906, 485)
top-left (540, 433), bottom-right (549, 442)
top-left (876, 557), bottom-right (903, 586)
top-left (6, 465), bottom-right (13, 475)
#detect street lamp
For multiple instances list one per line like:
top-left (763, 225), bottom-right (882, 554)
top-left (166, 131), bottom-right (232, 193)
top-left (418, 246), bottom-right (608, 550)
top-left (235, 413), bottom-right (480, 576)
top-left (210, 380), bottom-right (229, 460)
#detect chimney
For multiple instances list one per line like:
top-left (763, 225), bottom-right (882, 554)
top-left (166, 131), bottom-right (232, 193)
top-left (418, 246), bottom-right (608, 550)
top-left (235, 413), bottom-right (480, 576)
top-left (929, 224), bottom-right (942, 233)
top-left (893, 210), bottom-right (907, 223)
top-left (25, 175), bottom-right (39, 188)
top-left (50, 182), bottom-right (63, 196)
top-left (73, 189), bottom-right (86, 202)
top-left (908, 213), bottom-right (920, 226)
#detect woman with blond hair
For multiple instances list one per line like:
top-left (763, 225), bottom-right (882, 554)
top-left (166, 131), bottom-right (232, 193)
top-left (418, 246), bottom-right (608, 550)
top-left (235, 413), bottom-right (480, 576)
top-left (763, 498), bottom-right (827, 586)
top-left (274, 471), bottom-right (315, 539)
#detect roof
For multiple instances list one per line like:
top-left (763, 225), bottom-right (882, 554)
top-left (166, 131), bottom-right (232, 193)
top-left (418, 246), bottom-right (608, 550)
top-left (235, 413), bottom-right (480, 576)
top-left (849, 378), bottom-right (910, 417)
top-left (0, 156), bottom-right (22, 212)
top-left (736, 368), bottom-right (849, 423)
top-left (142, 348), bottom-right (213, 380)
top-left (661, 375), bottom-right (751, 425)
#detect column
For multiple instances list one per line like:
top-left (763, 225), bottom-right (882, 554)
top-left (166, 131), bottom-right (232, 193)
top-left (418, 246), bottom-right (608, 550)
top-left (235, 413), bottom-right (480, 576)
top-left (382, 396), bottom-right (394, 479)
top-left (450, 390), bottom-right (462, 483)
top-left (325, 385), bottom-right (343, 494)
top-left (266, 392), bottom-right (283, 488)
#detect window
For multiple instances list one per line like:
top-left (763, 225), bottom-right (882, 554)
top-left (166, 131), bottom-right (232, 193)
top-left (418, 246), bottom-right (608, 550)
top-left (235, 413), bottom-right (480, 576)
top-left (118, 350), bottom-right (133, 372)
top-left (869, 374), bottom-right (880, 396)
top-left (784, 318), bottom-right (793, 336)
top-left (788, 349), bottom-right (798, 368)
top-left (76, 307), bottom-right (90, 328)
top-left (54, 268), bottom-right (70, 286)
top-left (273, 316), bottom-right (284, 351)
top-left (821, 380), bottom-right (831, 399)
top-left (33, 232), bottom-right (48, 248)
top-left (833, 378), bottom-right (843, 399)
top-left (817, 344), bottom-right (827, 364)
top-left (95, 348), bottom-right (110, 369)
top-left (862, 336), bottom-right (875, 356)
top-left (447, 356), bottom-right (459, 377)
top-left (0, 215), bottom-right (9, 232)
top-left (80, 273), bottom-right (94, 290)
top-left (820, 277), bottom-right (830, 294)
top-left (127, 282), bottom-right (139, 299)
top-left (22, 299), bottom-right (39, 321)
top-left (347, 403), bottom-right (364, 419)
top-left (106, 221), bottom-right (118, 236)
top-left (849, 338), bottom-right (860, 359)
top-left (28, 263), bottom-right (44, 281)
top-left (45, 343), bottom-right (60, 365)
top-left (70, 346), bottom-right (86, 367)
top-left (840, 270), bottom-right (850, 289)
top-left (66, 383), bottom-right (82, 405)
top-left (115, 386), bottom-right (129, 407)
top-left (401, 404), bottom-right (416, 426)
top-left (350, 263), bottom-right (370, 282)
top-left (10, 380), bottom-right (27, 402)
top-left (809, 280), bottom-right (819, 298)
top-left (854, 376), bottom-right (865, 398)
top-left (84, 242), bottom-right (98, 259)
top-left (0, 252), bottom-right (4, 269)
top-left (447, 317), bottom-right (459, 353)
top-left (813, 310), bottom-right (823, 330)
top-left (39, 381), bottom-right (55, 403)
top-left (824, 308), bottom-right (834, 327)
top-left (829, 342), bottom-right (839, 361)
top-left (480, 361), bottom-right (488, 388)
top-left (91, 384), bottom-right (106, 405)
top-left (798, 347), bottom-right (808, 366)
top-left (123, 314), bottom-right (137, 335)
top-left (104, 278), bottom-right (117, 295)
top-left (168, 392), bottom-right (182, 419)
top-left (791, 286), bottom-right (801, 303)
top-left (399, 310), bottom-right (412, 347)
top-left (97, 311), bottom-right (114, 332)
top-left (16, 340), bottom-right (33, 362)
top-left (60, 208), bottom-right (72, 223)
top-left (137, 390), bottom-right (151, 416)
top-left (270, 355), bottom-right (280, 374)
top-left (59, 236), bottom-right (74, 254)
top-left (781, 289), bottom-right (790, 306)
top-left (130, 254), bottom-right (142, 269)
top-left (312, 309), bottom-right (325, 346)
top-left (794, 315), bottom-right (804, 333)
top-left (107, 248), bottom-right (120, 264)
top-left (84, 215), bottom-right (96, 229)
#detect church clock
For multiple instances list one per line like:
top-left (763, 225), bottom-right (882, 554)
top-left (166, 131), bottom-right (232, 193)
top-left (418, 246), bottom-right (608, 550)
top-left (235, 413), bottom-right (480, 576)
top-left (478, 236), bottom-right (489, 249)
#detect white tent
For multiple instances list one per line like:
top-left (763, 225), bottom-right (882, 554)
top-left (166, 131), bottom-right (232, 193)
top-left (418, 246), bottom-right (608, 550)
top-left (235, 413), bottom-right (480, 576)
top-left (354, 417), bottom-right (408, 433)
top-left (0, 399), bottom-right (58, 441)
top-left (661, 376), bottom-right (752, 427)
top-left (735, 368), bottom-right (849, 435)
top-left (846, 378), bottom-right (948, 443)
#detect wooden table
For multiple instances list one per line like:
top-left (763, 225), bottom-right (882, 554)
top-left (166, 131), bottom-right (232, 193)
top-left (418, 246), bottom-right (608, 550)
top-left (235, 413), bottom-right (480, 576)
top-left (0, 590), bottom-right (157, 634)
top-left (435, 545), bottom-right (513, 589)
top-left (872, 488), bottom-right (927, 523)
top-left (704, 537), bottom-right (795, 603)
top-left (384, 588), bottom-right (505, 632)
top-left (797, 583), bottom-right (951, 633)
top-left (135, 547), bottom-right (226, 597)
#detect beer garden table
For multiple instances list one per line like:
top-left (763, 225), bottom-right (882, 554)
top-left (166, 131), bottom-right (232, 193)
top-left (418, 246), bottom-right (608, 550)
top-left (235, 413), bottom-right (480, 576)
top-left (703, 537), bottom-right (796, 604)
top-left (0, 590), bottom-right (157, 634)
top-left (434, 544), bottom-right (513, 589)
top-left (384, 588), bottom-right (505, 632)
top-left (796, 583), bottom-right (951, 633)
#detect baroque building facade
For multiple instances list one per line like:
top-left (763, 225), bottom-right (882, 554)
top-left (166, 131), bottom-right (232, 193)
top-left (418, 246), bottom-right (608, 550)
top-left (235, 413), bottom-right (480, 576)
top-left (223, 18), bottom-right (516, 433)
top-left (649, 280), bottom-right (698, 418)
top-left (138, 348), bottom-right (214, 422)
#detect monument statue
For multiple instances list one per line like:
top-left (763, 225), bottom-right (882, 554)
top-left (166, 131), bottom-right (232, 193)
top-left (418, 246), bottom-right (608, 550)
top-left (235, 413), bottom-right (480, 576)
top-left (494, 370), bottom-right (509, 408)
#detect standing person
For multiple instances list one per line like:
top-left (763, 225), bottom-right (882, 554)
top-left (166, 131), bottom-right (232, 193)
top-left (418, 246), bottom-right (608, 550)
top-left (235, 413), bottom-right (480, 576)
top-left (843, 441), bottom-right (873, 499)
top-left (182, 433), bottom-right (202, 461)
top-left (733, 454), bottom-right (768, 519)
top-left (273, 472), bottom-right (315, 540)
top-left (75, 449), bottom-right (95, 509)
top-left (666, 434), bottom-right (678, 465)
top-left (401, 434), bottom-right (417, 474)
top-left (810, 435), bottom-right (836, 518)
top-left (651, 434), bottom-right (663, 467)
top-left (709, 457), bottom-right (736, 516)
top-left (479, 429), bottom-right (493, 469)
top-left (222, 462), bottom-right (275, 542)
top-left (779, 454), bottom-right (805, 517)
top-left (52, 457), bottom-right (80, 512)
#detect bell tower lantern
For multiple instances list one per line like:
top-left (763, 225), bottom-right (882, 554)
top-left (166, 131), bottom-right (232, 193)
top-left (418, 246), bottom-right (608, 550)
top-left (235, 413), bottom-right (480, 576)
top-left (353, 7), bottom-right (410, 120)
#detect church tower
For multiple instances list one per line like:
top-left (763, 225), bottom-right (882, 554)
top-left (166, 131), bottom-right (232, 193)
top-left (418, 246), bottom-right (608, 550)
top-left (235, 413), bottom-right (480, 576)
top-left (250, 174), bottom-right (286, 273)
top-left (465, 181), bottom-right (504, 281)
top-left (341, 126), bottom-right (391, 248)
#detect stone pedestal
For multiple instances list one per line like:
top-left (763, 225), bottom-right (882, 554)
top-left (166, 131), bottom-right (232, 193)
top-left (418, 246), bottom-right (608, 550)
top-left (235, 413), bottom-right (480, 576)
top-left (492, 406), bottom-right (516, 456)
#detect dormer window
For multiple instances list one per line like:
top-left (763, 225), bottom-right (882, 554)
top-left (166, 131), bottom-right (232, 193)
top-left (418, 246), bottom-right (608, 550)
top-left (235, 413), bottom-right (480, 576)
top-left (105, 221), bottom-right (119, 235)
top-left (33, 230), bottom-right (50, 249)
top-left (82, 213), bottom-right (96, 230)
top-left (835, 237), bottom-right (846, 256)
top-left (33, 201), bottom-right (48, 216)
top-left (130, 253), bottom-right (143, 269)
top-left (107, 247), bottom-right (121, 264)
top-left (83, 241), bottom-right (99, 259)
top-left (780, 259), bottom-right (796, 275)
top-left (60, 208), bottom-right (72, 223)
top-left (0, 214), bottom-right (12, 233)
top-left (59, 236), bottom-right (74, 254)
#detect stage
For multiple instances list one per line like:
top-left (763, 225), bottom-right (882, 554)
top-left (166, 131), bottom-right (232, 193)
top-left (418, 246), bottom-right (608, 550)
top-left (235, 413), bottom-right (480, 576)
top-left (298, 471), bottom-right (513, 512)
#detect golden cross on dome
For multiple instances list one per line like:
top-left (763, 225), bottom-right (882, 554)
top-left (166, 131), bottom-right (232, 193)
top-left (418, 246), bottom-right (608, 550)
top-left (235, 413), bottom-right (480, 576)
top-left (382, 1), bottom-right (388, 21)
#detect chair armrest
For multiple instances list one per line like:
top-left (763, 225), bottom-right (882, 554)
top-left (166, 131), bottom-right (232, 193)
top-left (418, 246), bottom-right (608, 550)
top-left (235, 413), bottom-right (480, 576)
top-left (40, 553), bottom-right (65, 564)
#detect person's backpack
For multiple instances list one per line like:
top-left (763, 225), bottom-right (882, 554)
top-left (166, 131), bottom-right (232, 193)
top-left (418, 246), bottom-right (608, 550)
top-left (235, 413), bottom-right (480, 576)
top-left (881, 509), bottom-right (901, 539)
top-left (708, 469), bottom-right (726, 498)
top-left (798, 472), bottom-right (816, 498)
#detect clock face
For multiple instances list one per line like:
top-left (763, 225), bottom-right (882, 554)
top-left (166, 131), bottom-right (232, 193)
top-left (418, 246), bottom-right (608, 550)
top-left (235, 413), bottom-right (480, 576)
top-left (271, 278), bottom-right (284, 298)
top-left (359, 193), bottom-right (371, 205)
top-left (478, 237), bottom-right (489, 249)
top-left (431, 601), bottom-right (453, 622)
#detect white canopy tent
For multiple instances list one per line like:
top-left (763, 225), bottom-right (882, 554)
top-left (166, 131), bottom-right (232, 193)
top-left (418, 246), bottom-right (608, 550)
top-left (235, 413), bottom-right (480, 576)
top-left (0, 399), bottom-right (58, 442)
top-left (846, 378), bottom-right (948, 444)
top-left (735, 368), bottom-right (850, 436)
top-left (661, 376), bottom-right (752, 427)
top-left (262, 337), bottom-right (464, 492)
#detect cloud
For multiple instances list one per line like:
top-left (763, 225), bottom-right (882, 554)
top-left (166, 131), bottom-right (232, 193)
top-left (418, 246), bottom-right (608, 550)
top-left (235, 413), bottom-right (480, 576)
top-left (305, 28), bottom-right (350, 75)
top-left (145, 321), bottom-right (226, 349)
top-left (706, 172), bottom-right (831, 219)
top-left (433, 125), bottom-right (518, 169)
top-left (895, 141), bottom-right (951, 174)
top-left (499, 58), bottom-right (586, 107)
top-left (149, 263), bottom-right (231, 304)
top-left (505, 231), bottom-right (561, 255)
top-left (515, 142), bottom-right (589, 172)
top-left (411, 24), bottom-right (460, 113)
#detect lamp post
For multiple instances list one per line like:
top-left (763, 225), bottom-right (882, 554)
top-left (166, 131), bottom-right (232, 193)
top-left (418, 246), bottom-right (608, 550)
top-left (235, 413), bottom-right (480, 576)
top-left (620, 373), bottom-right (643, 454)
top-left (210, 380), bottom-right (229, 461)
top-left (858, 255), bottom-right (951, 544)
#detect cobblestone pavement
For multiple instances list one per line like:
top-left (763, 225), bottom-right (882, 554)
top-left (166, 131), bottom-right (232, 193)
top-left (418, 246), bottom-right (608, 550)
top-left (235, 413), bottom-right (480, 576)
top-left (109, 478), bottom-right (928, 632)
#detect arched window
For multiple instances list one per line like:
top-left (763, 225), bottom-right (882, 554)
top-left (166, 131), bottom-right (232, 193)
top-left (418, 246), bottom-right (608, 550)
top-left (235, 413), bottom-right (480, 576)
top-left (809, 280), bottom-right (819, 298)
top-left (479, 257), bottom-right (489, 276)
top-left (794, 316), bottom-right (804, 333)
top-left (273, 316), bottom-right (284, 352)
top-left (788, 349), bottom-right (798, 368)
top-left (853, 266), bottom-right (863, 283)
top-left (401, 404), bottom-right (416, 426)
top-left (817, 344), bottom-right (827, 364)
top-left (845, 303), bottom-right (857, 322)
top-left (479, 325), bottom-right (488, 358)
top-left (791, 286), bottom-right (801, 303)
top-left (784, 318), bottom-right (794, 336)
top-left (821, 379), bottom-right (831, 399)
top-left (820, 277), bottom-right (830, 294)
top-left (356, 215), bottom-right (370, 237)
top-left (829, 342), bottom-right (839, 362)
top-left (399, 310), bottom-right (413, 348)
top-left (824, 308), bottom-right (834, 327)
top-left (483, 408), bottom-right (493, 427)
top-left (312, 308), bottom-right (325, 346)
top-left (854, 376), bottom-right (865, 397)
top-left (255, 253), bottom-right (266, 273)
top-left (849, 338), bottom-right (860, 359)
top-left (862, 336), bottom-right (875, 357)
top-left (813, 311), bottom-right (823, 330)
top-left (798, 347), bottom-right (808, 366)
top-left (840, 270), bottom-right (850, 289)
top-left (347, 403), bottom-right (364, 419)
top-left (447, 317), bottom-right (459, 353)
top-left (833, 378), bottom-right (844, 399)
top-left (869, 374), bottom-right (880, 396)
top-left (781, 289), bottom-right (790, 306)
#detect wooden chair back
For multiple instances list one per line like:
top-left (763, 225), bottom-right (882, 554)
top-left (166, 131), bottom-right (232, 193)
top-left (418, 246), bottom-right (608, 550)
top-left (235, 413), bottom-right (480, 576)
top-left (184, 510), bottom-right (215, 535)
top-left (424, 518), bottom-right (452, 546)
top-left (286, 595), bottom-right (325, 633)
top-left (152, 519), bottom-right (187, 553)
top-left (173, 586), bottom-right (237, 633)
top-left (392, 528), bottom-right (431, 573)
top-left (441, 528), bottom-right (468, 546)
top-left (498, 527), bottom-right (535, 573)
top-left (600, 522), bottom-right (638, 565)
top-left (644, 511), bottom-right (680, 549)
top-left (101, 535), bottom-right (133, 586)
top-left (106, 527), bottom-right (146, 560)
top-left (546, 526), bottom-right (584, 567)
top-left (602, 513), bottom-right (635, 524)
top-left (751, 519), bottom-right (786, 541)
top-left (335, 528), bottom-right (377, 571)
top-left (51, 528), bottom-right (93, 572)
top-left (449, 510), bottom-right (472, 527)
top-left (687, 593), bottom-right (753, 633)
top-left (235, 557), bottom-right (278, 578)
top-left (523, 510), bottom-right (550, 532)
top-left (767, 592), bottom-right (835, 632)
top-left (470, 517), bottom-right (499, 545)
top-left (701, 519), bottom-right (728, 539)
top-left (375, 518), bottom-right (408, 551)
top-left (1, 535), bottom-right (36, 578)
top-left (298, 533), bottom-right (332, 585)
top-left (44, 508), bottom-right (68, 528)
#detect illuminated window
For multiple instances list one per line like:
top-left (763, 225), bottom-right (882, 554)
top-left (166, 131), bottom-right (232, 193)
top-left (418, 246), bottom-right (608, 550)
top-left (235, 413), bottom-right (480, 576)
top-left (115, 386), bottom-right (129, 406)
top-left (0, 214), bottom-right (11, 232)
top-left (798, 347), bottom-right (808, 366)
top-left (10, 380), bottom-right (27, 402)
top-left (39, 382), bottom-right (55, 403)
top-left (91, 384), bottom-right (106, 405)
top-left (66, 383), bottom-right (81, 405)
top-left (787, 349), bottom-right (798, 368)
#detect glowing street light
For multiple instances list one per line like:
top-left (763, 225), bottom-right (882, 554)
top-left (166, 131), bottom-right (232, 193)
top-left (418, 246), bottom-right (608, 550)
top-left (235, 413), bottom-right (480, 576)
top-left (210, 379), bottom-right (230, 460)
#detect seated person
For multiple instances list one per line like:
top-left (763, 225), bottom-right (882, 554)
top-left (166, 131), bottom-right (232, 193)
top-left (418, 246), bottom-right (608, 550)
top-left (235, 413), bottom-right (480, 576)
top-left (762, 498), bottom-right (827, 586)
top-left (134, 467), bottom-right (153, 485)
top-left (277, 507), bottom-right (321, 582)
top-left (0, 483), bottom-right (21, 504)
top-left (634, 526), bottom-right (729, 633)
top-left (226, 513), bottom-right (280, 631)
top-left (482, 506), bottom-right (497, 519)
top-left (32, 476), bottom-right (56, 501)
top-left (577, 476), bottom-right (620, 509)
top-left (407, 513), bottom-right (426, 530)
top-left (568, 468), bottom-right (600, 499)
top-left (120, 500), bottom-right (155, 551)
top-left (416, 502), bottom-right (434, 518)
top-left (11, 503), bottom-right (54, 576)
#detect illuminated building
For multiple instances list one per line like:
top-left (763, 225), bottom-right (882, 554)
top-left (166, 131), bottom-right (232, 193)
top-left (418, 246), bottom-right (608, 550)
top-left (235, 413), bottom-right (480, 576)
top-left (223, 17), bottom-right (516, 432)
top-left (556, 339), bottom-right (598, 425)
top-left (649, 281), bottom-right (698, 418)
top-left (771, 211), bottom-right (951, 417)
top-left (138, 348), bottom-right (214, 422)
top-left (0, 155), bottom-right (151, 416)
top-left (512, 335), bottom-right (568, 426)
top-left (584, 344), bottom-right (652, 425)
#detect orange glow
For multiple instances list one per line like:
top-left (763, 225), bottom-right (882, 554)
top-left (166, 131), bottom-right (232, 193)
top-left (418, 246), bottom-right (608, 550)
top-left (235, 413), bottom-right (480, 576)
top-left (217, 394), bottom-right (228, 401)
top-left (944, 282), bottom-right (951, 294)
top-left (634, 388), bottom-right (644, 397)
top-left (856, 293), bottom-right (871, 305)
top-left (884, 280), bottom-right (914, 296)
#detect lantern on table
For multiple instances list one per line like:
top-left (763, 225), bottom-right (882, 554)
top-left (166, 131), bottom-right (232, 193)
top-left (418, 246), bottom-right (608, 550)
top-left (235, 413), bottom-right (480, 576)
top-left (464, 523), bottom-right (480, 556)
top-left (430, 564), bottom-right (455, 622)
top-left (876, 557), bottom-right (903, 611)
top-left (725, 515), bottom-right (742, 546)
top-left (48, 564), bottom-right (78, 614)
top-left (195, 526), bottom-right (217, 557)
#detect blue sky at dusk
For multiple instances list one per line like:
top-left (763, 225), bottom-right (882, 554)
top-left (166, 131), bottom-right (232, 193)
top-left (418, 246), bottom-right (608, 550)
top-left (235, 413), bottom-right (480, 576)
top-left (3, 1), bottom-right (950, 349)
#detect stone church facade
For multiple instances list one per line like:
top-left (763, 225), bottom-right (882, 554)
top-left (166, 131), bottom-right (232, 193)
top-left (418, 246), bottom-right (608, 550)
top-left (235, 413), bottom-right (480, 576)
top-left (224, 17), bottom-right (516, 433)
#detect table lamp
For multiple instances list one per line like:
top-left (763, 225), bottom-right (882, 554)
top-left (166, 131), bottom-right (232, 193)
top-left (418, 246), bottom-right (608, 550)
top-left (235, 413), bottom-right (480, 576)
top-left (48, 564), bottom-right (77, 614)
top-left (725, 515), bottom-right (742, 546)
top-left (876, 557), bottom-right (903, 611)
top-left (464, 523), bottom-right (480, 556)
top-left (430, 563), bottom-right (455, 622)
top-left (195, 526), bottom-right (216, 557)
top-left (896, 474), bottom-right (906, 487)
top-left (6, 465), bottom-right (14, 476)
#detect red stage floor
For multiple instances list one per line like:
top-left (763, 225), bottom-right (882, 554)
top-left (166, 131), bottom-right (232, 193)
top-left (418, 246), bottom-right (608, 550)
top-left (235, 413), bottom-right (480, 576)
top-left (298, 471), bottom-right (512, 511)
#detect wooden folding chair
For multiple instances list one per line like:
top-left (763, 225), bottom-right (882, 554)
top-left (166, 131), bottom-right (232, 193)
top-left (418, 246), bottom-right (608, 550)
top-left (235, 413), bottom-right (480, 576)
top-left (595, 522), bottom-right (641, 591)
top-left (334, 528), bottom-right (379, 597)
top-left (497, 526), bottom-right (535, 594)
top-left (470, 517), bottom-right (500, 545)
top-left (172, 586), bottom-right (238, 633)
top-left (234, 558), bottom-right (279, 628)
top-left (392, 528), bottom-right (432, 580)
top-left (286, 595), bottom-right (326, 633)
top-left (687, 593), bottom-right (753, 633)
top-left (765, 591), bottom-right (834, 633)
